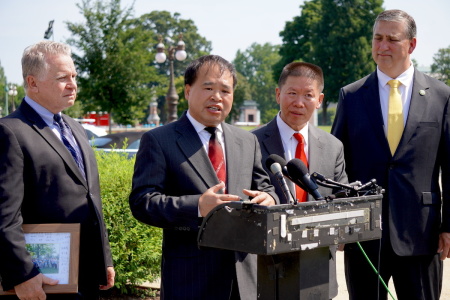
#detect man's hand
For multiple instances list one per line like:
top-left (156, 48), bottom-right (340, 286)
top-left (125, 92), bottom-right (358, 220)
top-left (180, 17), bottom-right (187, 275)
top-left (438, 232), bottom-right (450, 260)
top-left (15, 273), bottom-right (58, 300)
top-left (242, 189), bottom-right (276, 206)
top-left (99, 267), bottom-right (115, 290)
top-left (199, 182), bottom-right (240, 217)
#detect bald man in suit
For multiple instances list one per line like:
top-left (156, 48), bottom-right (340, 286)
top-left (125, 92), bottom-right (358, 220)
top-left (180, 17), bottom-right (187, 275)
top-left (129, 55), bottom-right (278, 300)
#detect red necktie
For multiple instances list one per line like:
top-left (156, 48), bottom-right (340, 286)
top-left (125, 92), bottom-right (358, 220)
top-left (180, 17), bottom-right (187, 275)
top-left (205, 127), bottom-right (226, 186)
top-left (293, 133), bottom-right (308, 202)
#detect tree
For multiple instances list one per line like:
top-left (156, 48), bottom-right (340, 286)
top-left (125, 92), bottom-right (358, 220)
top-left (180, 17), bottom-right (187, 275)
top-left (431, 46), bottom-right (450, 86)
top-left (234, 43), bottom-right (281, 123)
top-left (0, 61), bottom-right (6, 116)
top-left (134, 11), bottom-right (212, 123)
top-left (66, 0), bottom-right (159, 129)
top-left (276, 0), bottom-right (383, 124)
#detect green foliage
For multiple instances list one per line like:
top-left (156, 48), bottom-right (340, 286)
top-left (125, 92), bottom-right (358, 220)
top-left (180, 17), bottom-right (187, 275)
top-left (95, 150), bottom-right (162, 296)
top-left (431, 46), bottom-right (450, 86)
top-left (135, 10), bottom-right (212, 123)
top-left (234, 43), bottom-right (281, 123)
top-left (66, 0), bottom-right (160, 125)
top-left (275, 0), bottom-right (383, 121)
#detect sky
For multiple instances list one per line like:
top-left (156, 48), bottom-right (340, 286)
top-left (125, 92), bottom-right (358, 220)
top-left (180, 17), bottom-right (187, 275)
top-left (1, 0), bottom-right (449, 84)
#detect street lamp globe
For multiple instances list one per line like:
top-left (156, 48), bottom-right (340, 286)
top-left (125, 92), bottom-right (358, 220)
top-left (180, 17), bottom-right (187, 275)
top-left (155, 42), bottom-right (167, 63)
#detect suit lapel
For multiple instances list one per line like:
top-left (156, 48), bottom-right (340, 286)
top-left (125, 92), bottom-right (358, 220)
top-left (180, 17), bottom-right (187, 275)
top-left (399, 70), bottom-right (429, 151)
top-left (21, 102), bottom-right (88, 188)
top-left (261, 118), bottom-right (285, 159)
top-left (175, 115), bottom-right (219, 190)
top-left (308, 125), bottom-right (323, 174)
top-left (362, 72), bottom-right (392, 155)
top-left (222, 123), bottom-right (243, 195)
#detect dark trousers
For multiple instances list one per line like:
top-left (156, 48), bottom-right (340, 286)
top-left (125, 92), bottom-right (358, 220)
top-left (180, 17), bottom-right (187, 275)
top-left (344, 239), bottom-right (442, 300)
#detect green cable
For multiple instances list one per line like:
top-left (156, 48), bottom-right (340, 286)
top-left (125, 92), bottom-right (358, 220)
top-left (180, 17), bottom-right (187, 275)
top-left (356, 241), bottom-right (397, 300)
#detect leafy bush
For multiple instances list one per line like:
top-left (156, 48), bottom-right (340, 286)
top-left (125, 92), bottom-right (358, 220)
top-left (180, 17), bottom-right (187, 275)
top-left (95, 150), bottom-right (162, 296)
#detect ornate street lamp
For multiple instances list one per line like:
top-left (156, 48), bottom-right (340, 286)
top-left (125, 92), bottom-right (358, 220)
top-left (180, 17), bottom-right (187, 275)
top-left (8, 84), bottom-right (17, 112)
top-left (155, 35), bottom-right (187, 123)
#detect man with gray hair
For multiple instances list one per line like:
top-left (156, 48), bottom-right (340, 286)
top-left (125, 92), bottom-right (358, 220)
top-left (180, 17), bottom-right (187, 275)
top-left (332, 9), bottom-right (450, 299)
top-left (0, 40), bottom-right (115, 299)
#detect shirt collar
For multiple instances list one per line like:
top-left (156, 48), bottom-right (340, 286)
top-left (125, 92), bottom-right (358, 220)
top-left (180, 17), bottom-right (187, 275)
top-left (377, 63), bottom-right (415, 88)
top-left (24, 96), bottom-right (56, 127)
top-left (276, 112), bottom-right (309, 144)
top-left (186, 110), bottom-right (223, 134)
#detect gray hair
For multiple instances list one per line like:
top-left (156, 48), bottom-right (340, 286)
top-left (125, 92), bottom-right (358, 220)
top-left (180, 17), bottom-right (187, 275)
top-left (373, 9), bottom-right (416, 40)
top-left (22, 40), bottom-right (72, 89)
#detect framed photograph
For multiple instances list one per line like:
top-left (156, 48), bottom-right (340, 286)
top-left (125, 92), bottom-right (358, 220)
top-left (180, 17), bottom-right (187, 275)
top-left (0, 223), bottom-right (80, 295)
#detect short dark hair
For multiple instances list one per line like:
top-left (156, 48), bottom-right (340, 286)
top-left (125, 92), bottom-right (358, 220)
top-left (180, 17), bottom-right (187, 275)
top-left (374, 9), bottom-right (416, 40)
top-left (278, 62), bottom-right (324, 92)
top-left (184, 55), bottom-right (237, 89)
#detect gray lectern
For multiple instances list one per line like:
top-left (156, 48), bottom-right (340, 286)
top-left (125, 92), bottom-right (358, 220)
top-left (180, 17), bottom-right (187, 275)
top-left (198, 195), bottom-right (382, 300)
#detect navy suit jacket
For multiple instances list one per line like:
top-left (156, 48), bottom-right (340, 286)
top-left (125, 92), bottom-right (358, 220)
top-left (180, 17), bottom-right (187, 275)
top-left (332, 69), bottom-right (450, 256)
top-left (129, 113), bottom-right (278, 300)
top-left (0, 100), bottom-right (113, 291)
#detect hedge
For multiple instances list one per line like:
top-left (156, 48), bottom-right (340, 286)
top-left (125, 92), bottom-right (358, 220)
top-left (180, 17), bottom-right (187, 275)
top-left (95, 150), bottom-right (162, 296)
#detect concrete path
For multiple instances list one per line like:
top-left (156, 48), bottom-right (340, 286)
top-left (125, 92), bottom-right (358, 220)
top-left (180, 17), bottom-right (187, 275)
top-left (334, 250), bottom-right (450, 299)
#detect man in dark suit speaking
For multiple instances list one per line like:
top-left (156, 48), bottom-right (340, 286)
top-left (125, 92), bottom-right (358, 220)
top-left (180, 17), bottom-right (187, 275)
top-left (129, 55), bottom-right (278, 300)
top-left (332, 9), bottom-right (450, 300)
top-left (0, 41), bottom-right (115, 299)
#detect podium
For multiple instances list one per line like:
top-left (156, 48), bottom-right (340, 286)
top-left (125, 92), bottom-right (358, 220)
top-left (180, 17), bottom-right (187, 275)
top-left (198, 195), bottom-right (382, 299)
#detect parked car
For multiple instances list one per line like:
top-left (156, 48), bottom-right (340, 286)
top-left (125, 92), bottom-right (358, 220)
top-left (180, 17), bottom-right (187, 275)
top-left (89, 131), bottom-right (145, 157)
top-left (82, 124), bottom-right (107, 140)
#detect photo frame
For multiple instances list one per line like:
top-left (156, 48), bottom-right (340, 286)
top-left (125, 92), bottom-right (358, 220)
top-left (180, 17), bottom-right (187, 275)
top-left (0, 223), bottom-right (80, 295)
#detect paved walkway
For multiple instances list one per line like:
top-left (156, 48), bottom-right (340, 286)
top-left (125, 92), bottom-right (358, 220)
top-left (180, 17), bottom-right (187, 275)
top-left (334, 251), bottom-right (450, 299)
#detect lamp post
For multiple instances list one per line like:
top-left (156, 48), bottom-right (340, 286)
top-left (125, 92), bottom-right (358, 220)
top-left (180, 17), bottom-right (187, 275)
top-left (155, 35), bottom-right (187, 123)
top-left (8, 84), bottom-right (17, 112)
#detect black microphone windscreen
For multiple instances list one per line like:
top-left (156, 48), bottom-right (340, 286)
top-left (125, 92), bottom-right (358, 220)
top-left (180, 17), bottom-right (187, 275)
top-left (286, 158), bottom-right (309, 179)
top-left (266, 154), bottom-right (287, 170)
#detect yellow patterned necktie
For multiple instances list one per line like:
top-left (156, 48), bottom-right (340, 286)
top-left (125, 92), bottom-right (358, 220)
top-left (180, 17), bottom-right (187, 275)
top-left (387, 79), bottom-right (404, 155)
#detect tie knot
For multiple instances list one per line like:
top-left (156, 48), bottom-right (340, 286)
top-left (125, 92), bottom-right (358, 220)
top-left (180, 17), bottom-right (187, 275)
top-left (388, 79), bottom-right (400, 89)
top-left (293, 133), bottom-right (304, 144)
top-left (205, 127), bottom-right (217, 135)
top-left (54, 114), bottom-right (63, 124)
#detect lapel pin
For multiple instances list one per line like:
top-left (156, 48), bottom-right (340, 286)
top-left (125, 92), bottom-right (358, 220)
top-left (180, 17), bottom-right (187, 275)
top-left (419, 90), bottom-right (426, 96)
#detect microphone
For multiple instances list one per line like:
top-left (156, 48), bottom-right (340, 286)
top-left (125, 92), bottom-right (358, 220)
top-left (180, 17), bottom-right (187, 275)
top-left (266, 154), bottom-right (290, 178)
top-left (286, 158), bottom-right (324, 200)
top-left (270, 162), bottom-right (295, 205)
top-left (266, 154), bottom-right (307, 190)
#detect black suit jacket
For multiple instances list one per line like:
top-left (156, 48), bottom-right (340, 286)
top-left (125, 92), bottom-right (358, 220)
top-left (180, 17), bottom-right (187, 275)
top-left (129, 113), bottom-right (278, 300)
top-left (0, 100), bottom-right (113, 291)
top-left (332, 69), bottom-right (450, 256)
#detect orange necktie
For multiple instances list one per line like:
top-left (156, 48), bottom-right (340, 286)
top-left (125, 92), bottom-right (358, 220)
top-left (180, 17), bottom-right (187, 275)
top-left (293, 133), bottom-right (308, 202)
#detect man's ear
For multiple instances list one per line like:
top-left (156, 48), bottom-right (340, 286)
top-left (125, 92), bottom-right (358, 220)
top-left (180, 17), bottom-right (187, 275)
top-left (184, 84), bottom-right (191, 100)
top-left (26, 75), bottom-right (38, 92)
top-left (316, 93), bottom-right (324, 109)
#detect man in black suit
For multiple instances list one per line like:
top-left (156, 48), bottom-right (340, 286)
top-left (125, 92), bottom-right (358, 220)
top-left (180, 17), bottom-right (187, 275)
top-left (129, 55), bottom-right (278, 300)
top-left (332, 9), bottom-right (450, 300)
top-left (0, 41), bottom-right (115, 299)
top-left (253, 62), bottom-right (347, 299)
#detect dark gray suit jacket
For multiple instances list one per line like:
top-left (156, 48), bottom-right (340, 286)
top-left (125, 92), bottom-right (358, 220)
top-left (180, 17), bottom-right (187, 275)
top-left (0, 100), bottom-right (113, 292)
top-left (332, 69), bottom-right (450, 256)
top-left (129, 113), bottom-right (278, 300)
top-left (253, 117), bottom-right (347, 298)
top-left (253, 117), bottom-right (348, 202)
